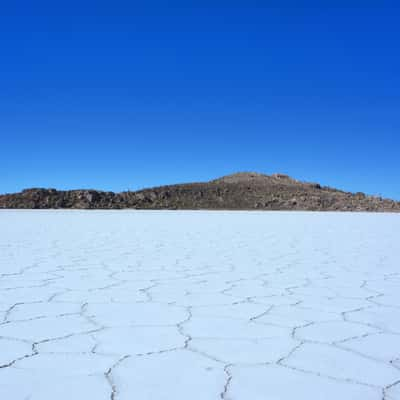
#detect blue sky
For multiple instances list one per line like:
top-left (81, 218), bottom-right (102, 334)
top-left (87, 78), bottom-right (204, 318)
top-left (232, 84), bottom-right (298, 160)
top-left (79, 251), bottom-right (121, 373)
top-left (1, 1), bottom-right (399, 199)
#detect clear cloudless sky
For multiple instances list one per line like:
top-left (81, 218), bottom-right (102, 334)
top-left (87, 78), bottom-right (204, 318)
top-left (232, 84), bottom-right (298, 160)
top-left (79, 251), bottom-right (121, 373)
top-left (1, 1), bottom-right (399, 199)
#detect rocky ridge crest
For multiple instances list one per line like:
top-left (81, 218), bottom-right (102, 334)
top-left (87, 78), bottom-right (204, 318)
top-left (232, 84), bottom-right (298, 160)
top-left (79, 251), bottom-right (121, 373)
top-left (0, 172), bottom-right (399, 212)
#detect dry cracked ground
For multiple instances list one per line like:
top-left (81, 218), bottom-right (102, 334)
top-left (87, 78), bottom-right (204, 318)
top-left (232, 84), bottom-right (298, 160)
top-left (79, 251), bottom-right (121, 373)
top-left (0, 210), bottom-right (400, 400)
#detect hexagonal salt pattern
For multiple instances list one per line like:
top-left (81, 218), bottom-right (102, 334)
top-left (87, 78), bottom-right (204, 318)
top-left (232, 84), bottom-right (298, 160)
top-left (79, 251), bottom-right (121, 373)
top-left (0, 210), bottom-right (400, 399)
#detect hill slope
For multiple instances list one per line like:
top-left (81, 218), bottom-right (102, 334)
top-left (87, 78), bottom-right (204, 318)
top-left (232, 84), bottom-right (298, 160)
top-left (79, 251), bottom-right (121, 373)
top-left (0, 172), bottom-right (399, 211)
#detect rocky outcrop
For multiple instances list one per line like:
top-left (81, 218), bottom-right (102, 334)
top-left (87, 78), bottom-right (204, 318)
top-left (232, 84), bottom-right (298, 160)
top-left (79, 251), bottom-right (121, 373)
top-left (0, 172), bottom-right (399, 212)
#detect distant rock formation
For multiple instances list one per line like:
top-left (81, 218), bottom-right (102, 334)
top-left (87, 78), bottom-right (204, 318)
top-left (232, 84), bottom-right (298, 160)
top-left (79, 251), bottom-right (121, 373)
top-left (1, 172), bottom-right (399, 212)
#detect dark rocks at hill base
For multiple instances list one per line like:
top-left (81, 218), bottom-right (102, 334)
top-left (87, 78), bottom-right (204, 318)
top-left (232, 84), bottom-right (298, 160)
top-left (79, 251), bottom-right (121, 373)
top-left (1, 172), bottom-right (399, 212)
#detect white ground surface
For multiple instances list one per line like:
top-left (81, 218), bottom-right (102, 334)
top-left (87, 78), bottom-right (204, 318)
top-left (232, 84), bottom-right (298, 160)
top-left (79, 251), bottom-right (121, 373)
top-left (0, 210), bottom-right (400, 400)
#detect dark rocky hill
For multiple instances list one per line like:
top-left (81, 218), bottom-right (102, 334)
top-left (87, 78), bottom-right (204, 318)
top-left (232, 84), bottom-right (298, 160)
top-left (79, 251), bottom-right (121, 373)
top-left (1, 172), bottom-right (399, 212)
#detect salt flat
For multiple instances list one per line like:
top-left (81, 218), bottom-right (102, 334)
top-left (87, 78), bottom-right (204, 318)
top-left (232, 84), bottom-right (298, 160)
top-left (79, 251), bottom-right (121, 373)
top-left (0, 210), bottom-right (400, 400)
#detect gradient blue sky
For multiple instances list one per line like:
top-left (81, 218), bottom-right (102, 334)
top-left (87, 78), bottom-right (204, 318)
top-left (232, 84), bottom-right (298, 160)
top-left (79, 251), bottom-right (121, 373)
top-left (1, 1), bottom-right (399, 199)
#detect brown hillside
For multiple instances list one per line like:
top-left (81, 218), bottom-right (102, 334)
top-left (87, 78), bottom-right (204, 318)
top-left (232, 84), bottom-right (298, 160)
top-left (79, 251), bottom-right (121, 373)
top-left (0, 172), bottom-right (399, 212)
